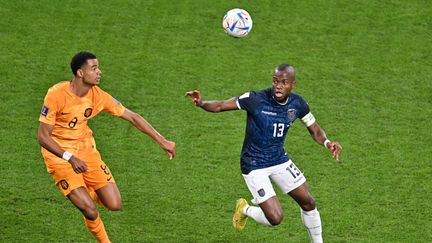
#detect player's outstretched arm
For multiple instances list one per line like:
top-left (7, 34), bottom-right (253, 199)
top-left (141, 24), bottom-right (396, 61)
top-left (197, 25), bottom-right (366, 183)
top-left (37, 122), bottom-right (88, 173)
top-left (185, 90), bottom-right (238, 112)
top-left (306, 122), bottom-right (342, 161)
top-left (121, 109), bottom-right (176, 160)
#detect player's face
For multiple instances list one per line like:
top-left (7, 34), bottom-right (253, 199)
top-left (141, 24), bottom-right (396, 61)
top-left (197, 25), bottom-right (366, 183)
top-left (272, 70), bottom-right (296, 102)
top-left (80, 59), bottom-right (102, 85)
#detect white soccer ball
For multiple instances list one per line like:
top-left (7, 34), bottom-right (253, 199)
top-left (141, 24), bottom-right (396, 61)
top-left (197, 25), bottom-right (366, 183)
top-left (222, 8), bottom-right (253, 38)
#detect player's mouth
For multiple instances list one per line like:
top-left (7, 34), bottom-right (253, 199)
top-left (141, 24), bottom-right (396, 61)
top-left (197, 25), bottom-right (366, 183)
top-left (274, 90), bottom-right (284, 97)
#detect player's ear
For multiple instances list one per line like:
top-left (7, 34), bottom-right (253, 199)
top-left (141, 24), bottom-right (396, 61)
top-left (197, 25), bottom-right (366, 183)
top-left (77, 69), bottom-right (83, 78)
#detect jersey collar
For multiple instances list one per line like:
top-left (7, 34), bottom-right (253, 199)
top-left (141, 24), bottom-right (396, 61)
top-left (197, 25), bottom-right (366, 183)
top-left (272, 95), bottom-right (289, 105)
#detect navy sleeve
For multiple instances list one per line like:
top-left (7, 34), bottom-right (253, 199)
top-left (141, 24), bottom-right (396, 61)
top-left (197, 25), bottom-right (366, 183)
top-left (237, 91), bottom-right (259, 113)
top-left (298, 95), bottom-right (311, 118)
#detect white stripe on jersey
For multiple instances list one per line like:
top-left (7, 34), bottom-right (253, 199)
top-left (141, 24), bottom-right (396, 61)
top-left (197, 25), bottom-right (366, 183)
top-left (301, 112), bottom-right (316, 127)
top-left (236, 99), bottom-right (241, 109)
top-left (237, 92), bottom-right (250, 110)
top-left (239, 92), bottom-right (250, 99)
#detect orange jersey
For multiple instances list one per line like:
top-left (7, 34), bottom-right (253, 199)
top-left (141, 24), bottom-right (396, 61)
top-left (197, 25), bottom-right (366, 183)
top-left (39, 81), bottom-right (126, 153)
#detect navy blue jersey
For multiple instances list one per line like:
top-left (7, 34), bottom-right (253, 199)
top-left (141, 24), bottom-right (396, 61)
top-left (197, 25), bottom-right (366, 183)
top-left (236, 88), bottom-right (313, 174)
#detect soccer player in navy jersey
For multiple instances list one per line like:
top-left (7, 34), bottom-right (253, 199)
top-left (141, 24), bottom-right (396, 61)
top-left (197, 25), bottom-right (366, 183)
top-left (185, 64), bottom-right (341, 243)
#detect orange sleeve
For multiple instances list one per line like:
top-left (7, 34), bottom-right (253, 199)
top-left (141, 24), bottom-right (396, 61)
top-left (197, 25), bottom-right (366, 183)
top-left (39, 89), bottom-right (59, 125)
top-left (101, 90), bottom-right (126, 117)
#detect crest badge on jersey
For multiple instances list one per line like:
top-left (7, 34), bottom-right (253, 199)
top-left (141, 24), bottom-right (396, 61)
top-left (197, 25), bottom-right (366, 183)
top-left (84, 108), bottom-right (93, 118)
top-left (287, 108), bottom-right (296, 121)
top-left (41, 105), bottom-right (49, 116)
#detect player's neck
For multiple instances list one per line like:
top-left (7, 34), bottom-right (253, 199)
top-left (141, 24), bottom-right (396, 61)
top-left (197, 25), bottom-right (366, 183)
top-left (272, 95), bottom-right (289, 105)
top-left (70, 78), bottom-right (92, 97)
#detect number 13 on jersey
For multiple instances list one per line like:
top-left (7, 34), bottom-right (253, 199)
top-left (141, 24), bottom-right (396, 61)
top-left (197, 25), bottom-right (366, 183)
top-left (273, 123), bottom-right (285, 137)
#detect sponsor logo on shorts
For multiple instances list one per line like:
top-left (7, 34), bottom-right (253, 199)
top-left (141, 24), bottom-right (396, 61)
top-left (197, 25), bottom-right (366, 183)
top-left (41, 106), bottom-right (49, 116)
top-left (84, 108), bottom-right (93, 118)
top-left (258, 188), bottom-right (265, 197)
top-left (107, 176), bottom-right (112, 181)
top-left (59, 179), bottom-right (69, 190)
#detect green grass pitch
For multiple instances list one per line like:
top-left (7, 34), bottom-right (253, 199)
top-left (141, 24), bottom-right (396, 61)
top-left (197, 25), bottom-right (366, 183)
top-left (1, 0), bottom-right (431, 242)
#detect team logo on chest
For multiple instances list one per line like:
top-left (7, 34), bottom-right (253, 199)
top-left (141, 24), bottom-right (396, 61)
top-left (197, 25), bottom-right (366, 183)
top-left (287, 108), bottom-right (296, 120)
top-left (84, 108), bottom-right (93, 118)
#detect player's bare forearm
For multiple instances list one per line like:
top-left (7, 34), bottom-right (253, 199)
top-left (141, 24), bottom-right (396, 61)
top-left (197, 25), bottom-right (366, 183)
top-left (198, 100), bottom-right (229, 112)
top-left (124, 110), bottom-right (164, 142)
top-left (121, 109), bottom-right (176, 159)
top-left (185, 90), bottom-right (238, 112)
top-left (307, 122), bottom-right (342, 160)
top-left (307, 123), bottom-right (327, 146)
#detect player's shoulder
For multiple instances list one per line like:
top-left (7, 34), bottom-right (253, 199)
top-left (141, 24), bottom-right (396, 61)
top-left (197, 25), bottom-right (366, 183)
top-left (289, 92), bottom-right (307, 102)
top-left (257, 88), bottom-right (272, 97)
top-left (240, 88), bottom-right (270, 99)
top-left (44, 81), bottom-right (70, 99)
top-left (289, 92), bottom-right (310, 111)
top-left (90, 84), bottom-right (105, 95)
top-left (90, 85), bottom-right (113, 101)
top-left (47, 81), bottom-right (69, 93)
top-left (91, 85), bottom-right (123, 105)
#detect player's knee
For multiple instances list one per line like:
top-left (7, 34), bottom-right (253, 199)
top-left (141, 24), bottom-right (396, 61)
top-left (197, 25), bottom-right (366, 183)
top-left (265, 209), bottom-right (284, 226)
top-left (108, 202), bottom-right (122, 211)
top-left (83, 205), bottom-right (99, 220)
top-left (300, 197), bottom-right (316, 211)
top-left (106, 200), bottom-right (122, 211)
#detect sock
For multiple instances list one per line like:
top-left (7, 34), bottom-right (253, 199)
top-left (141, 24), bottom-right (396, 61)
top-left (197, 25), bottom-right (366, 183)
top-left (301, 208), bottom-right (323, 243)
top-left (84, 214), bottom-right (111, 243)
top-left (243, 206), bottom-right (272, 226)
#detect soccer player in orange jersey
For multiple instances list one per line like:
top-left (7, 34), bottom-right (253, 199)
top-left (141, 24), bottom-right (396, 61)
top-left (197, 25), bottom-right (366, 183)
top-left (38, 51), bottom-right (176, 243)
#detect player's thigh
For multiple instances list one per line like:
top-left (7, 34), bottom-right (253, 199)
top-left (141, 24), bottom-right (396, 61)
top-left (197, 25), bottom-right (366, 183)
top-left (80, 152), bottom-right (122, 210)
top-left (67, 186), bottom-right (96, 210)
top-left (270, 160), bottom-right (306, 194)
top-left (288, 182), bottom-right (316, 211)
top-left (82, 152), bottom-right (116, 192)
top-left (67, 186), bottom-right (98, 219)
top-left (95, 183), bottom-right (122, 211)
top-left (242, 168), bottom-right (277, 205)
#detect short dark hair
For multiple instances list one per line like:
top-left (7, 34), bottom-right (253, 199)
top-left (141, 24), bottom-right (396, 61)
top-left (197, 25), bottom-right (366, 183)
top-left (70, 51), bottom-right (97, 75)
top-left (275, 64), bottom-right (293, 72)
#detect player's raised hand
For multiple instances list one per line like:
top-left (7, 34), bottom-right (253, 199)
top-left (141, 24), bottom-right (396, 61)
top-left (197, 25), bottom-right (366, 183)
top-left (327, 142), bottom-right (342, 161)
top-left (160, 139), bottom-right (176, 160)
top-left (69, 156), bottom-right (88, 174)
top-left (185, 90), bottom-right (203, 107)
